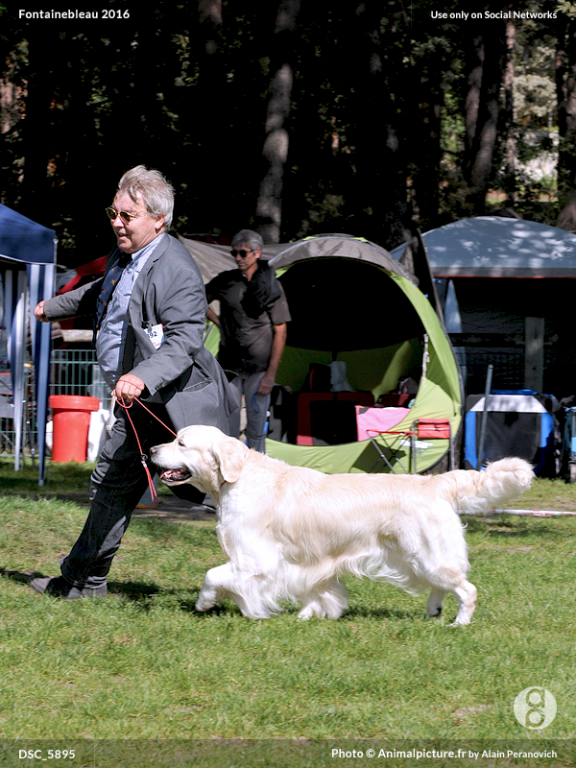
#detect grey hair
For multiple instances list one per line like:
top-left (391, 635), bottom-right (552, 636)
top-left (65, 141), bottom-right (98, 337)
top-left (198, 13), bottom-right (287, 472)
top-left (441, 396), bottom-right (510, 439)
top-left (231, 229), bottom-right (263, 252)
top-left (117, 165), bottom-right (175, 228)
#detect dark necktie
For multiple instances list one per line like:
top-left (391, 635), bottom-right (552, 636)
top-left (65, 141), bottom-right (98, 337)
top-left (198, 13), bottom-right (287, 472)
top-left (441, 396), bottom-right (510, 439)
top-left (92, 251), bottom-right (131, 345)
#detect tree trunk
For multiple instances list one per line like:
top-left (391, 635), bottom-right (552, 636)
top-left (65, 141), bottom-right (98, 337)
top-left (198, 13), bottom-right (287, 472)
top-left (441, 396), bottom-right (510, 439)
top-left (410, 61), bottom-right (444, 230)
top-left (556, 16), bottom-right (576, 230)
top-left (344, 3), bottom-right (411, 250)
top-left (463, 18), bottom-right (507, 214)
top-left (189, 0), bottom-right (228, 231)
top-left (464, 35), bottom-right (484, 173)
top-left (503, 15), bottom-right (516, 208)
top-left (556, 189), bottom-right (576, 233)
top-left (255, 0), bottom-right (301, 244)
top-left (19, 26), bottom-right (56, 223)
top-left (198, 0), bottom-right (223, 57)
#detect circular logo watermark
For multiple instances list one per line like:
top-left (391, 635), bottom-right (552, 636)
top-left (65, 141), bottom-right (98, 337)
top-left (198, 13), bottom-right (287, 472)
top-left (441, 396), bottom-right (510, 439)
top-left (514, 687), bottom-right (557, 729)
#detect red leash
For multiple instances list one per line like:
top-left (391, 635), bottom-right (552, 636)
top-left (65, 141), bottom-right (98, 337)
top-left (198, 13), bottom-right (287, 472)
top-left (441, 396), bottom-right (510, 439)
top-left (114, 393), bottom-right (177, 505)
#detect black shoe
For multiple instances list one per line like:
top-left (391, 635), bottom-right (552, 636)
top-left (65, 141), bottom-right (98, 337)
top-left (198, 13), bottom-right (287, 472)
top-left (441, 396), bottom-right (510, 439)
top-left (30, 575), bottom-right (108, 599)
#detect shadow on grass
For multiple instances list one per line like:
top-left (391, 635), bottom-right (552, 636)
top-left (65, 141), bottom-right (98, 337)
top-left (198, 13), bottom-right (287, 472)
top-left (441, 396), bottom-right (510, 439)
top-left (0, 566), bottom-right (213, 613)
top-left (344, 605), bottom-right (421, 621)
top-left (2, 567), bottom-right (424, 622)
top-left (107, 581), bottom-right (226, 615)
top-left (0, 566), bottom-right (42, 585)
top-left (0, 566), bottom-right (162, 596)
top-left (462, 515), bottom-right (567, 537)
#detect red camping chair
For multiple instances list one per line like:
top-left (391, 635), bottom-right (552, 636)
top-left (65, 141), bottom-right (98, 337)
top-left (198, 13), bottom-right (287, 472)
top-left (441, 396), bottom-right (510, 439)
top-left (411, 418), bottom-right (453, 473)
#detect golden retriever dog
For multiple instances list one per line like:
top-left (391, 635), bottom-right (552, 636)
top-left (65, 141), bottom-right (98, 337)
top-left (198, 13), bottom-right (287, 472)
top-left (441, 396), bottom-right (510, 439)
top-left (151, 425), bottom-right (533, 625)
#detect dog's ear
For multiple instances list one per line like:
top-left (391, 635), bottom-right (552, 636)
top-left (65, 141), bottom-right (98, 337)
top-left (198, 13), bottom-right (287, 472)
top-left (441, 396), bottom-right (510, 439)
top-left (213, 437), bottom-right (248, 484)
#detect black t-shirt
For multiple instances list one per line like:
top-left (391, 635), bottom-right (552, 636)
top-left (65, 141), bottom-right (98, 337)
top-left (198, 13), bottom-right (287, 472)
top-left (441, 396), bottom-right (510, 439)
top-left (205, 269), bottom-right (291, 375)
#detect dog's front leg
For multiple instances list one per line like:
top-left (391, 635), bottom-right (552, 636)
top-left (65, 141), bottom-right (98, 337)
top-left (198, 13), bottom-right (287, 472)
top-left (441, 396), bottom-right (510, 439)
top-left (196, 562), bottom-right (276, 619)
top-left (196, 564), bottom-right (230, 612)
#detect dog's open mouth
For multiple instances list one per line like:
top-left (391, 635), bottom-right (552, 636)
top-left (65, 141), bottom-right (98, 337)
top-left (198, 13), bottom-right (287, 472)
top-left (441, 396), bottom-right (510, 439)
top-left (159, 468), bottom-right (193, 485)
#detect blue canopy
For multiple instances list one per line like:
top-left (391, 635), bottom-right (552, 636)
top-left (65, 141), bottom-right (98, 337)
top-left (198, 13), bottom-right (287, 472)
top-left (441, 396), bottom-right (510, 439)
top-left (0, 204), bottom-right (57, 484)
top-left (0, 204), bottom-right (56, 265)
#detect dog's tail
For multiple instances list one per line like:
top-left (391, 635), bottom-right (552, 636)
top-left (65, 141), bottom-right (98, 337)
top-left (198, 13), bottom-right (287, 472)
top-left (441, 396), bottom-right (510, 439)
top-left (442, 457), bottom-right (534, 514)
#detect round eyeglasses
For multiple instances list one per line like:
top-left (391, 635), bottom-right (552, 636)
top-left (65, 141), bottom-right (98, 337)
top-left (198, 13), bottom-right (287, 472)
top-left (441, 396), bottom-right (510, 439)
top-left (105, 207), bottom-right (147, 223)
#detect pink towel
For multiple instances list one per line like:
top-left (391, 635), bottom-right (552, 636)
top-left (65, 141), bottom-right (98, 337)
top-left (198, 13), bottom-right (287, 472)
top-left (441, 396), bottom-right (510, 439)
top-left (355, 406), bottom-right (411, 442)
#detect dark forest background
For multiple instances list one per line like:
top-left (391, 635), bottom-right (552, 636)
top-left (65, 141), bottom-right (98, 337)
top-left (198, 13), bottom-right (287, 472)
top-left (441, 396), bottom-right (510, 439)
top-left (1, 0), bottom-right (576, 268)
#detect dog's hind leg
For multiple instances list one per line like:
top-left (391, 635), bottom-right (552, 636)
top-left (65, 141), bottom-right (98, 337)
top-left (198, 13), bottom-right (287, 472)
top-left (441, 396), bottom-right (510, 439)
top-left (449, 580), bottom-right (477, 626)
top-left (298, 578), bottom-right (348, 620)
top-left (297, 597), bottom-right (323, 620)
top-left (426, 587), bottom-right (446, 618)
top-left (422, 567), bottom-right (477, 625)
top-left (319, 578), bottom-right (349, 619)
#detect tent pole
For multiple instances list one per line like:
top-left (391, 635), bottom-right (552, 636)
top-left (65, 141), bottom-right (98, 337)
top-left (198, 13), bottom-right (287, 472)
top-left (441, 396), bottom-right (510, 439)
top-left (477, 364), bottom-right (494, 470)
top-left (30, 261), bottom-right (56, 485)
top-left (12, 272), bottom-right (27, 471)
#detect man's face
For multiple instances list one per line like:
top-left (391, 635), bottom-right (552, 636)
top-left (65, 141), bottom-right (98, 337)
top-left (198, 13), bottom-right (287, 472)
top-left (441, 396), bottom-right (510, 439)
top-left (110, 190), bottom-right (165, 254)
top-left (233, 243), bottom-right (260, 278)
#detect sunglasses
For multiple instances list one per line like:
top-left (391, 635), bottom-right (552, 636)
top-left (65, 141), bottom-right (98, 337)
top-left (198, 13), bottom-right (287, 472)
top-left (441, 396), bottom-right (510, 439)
top-left (231, 248), bottom-right (254, 258)
top-left (105, 207), bottom-right (147, 223)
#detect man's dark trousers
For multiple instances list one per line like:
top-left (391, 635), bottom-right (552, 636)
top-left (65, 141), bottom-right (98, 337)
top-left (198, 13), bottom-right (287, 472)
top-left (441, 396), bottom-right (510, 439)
top-left (59, 402), bottom-right (200, 589)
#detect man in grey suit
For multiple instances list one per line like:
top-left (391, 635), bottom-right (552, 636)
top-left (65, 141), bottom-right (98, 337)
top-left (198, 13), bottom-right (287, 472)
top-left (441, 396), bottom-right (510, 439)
top-left (31, 165), bottom-right (237, 599)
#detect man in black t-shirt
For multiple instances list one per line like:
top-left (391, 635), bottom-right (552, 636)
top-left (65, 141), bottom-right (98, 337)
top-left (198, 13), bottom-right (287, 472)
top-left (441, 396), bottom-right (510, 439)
top-left (206, 229), bottom-right (291, 451)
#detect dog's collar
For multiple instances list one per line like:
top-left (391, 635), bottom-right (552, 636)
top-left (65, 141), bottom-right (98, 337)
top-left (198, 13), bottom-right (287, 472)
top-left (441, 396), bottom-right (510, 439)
top-left (220, 480), bottom-right (227, 488)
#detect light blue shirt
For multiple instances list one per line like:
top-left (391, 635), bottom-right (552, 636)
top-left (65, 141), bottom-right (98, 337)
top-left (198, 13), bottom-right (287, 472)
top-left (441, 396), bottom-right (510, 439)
top-left (96, 234), bottom-right (165, 390)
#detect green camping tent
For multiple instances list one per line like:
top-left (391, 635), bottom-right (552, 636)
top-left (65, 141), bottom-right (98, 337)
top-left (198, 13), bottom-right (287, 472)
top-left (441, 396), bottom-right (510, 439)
top-left (181, 233), bottom-right (462, 474)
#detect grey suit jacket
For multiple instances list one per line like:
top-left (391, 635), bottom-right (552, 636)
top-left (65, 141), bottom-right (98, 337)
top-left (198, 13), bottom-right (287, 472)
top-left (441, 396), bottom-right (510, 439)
top-left (44, 234), bottom-right (237, 433)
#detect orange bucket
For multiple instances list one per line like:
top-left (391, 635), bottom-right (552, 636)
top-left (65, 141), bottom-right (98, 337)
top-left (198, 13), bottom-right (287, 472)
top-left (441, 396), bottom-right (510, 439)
top-left (49, 395), bottom-right (101, 463)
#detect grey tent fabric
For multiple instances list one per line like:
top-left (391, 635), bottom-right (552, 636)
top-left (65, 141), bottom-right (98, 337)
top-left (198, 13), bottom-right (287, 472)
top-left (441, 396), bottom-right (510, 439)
top-left (178, 236), bottom-right (237, 282)
top-left (391, 217), bottom-right (576, 277)
top-left (267, 234), bottom-right (413, 278)
top-left (179, 232), bottom-right (413, 283)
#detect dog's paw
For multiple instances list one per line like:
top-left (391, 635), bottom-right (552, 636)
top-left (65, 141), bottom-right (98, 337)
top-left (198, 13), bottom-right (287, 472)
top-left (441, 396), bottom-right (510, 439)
top-left (195, 592), bottom-right (217, 612)
top-left (298, 602), bottom-right (326, 620)
top-left (450, 616), bottom-right (472, 627)
top-left (298, 606), bottom-right (314, 620)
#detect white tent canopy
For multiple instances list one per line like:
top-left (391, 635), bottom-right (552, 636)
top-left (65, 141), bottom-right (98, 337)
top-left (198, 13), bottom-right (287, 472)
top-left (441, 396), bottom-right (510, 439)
top-left (391, 216), bottom-right (576, 277)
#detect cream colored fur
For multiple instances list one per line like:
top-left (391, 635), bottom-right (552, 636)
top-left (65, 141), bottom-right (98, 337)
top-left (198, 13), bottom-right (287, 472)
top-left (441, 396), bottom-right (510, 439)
top-left (151, 425), bottom-right (533, 626)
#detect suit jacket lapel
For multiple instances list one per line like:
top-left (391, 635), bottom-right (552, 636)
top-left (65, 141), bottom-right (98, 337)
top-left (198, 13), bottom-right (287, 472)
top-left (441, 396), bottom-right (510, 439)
top-left (129, 233), bottom-right (171, 321)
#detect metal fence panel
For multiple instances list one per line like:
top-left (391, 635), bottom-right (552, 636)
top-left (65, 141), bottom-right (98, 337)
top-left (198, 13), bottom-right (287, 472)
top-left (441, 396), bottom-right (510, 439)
top-left (0, 349), bottom-right (111, 458)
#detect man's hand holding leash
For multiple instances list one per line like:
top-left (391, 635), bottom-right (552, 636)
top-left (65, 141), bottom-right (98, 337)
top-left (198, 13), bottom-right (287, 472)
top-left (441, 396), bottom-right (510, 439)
top-left (115, 375), bottom-right (145, 403)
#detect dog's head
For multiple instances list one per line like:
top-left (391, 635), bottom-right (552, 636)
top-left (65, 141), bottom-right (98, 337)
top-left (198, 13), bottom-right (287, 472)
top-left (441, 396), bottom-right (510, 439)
top-left (151, 425), bottom-right (249, 494)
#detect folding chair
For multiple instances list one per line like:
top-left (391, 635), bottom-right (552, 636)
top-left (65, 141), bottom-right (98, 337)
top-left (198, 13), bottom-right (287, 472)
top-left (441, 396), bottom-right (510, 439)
top-left (411, 418), bottom-right (453, 473)
top-left (366, 428), bottom-right (416, 474)
top-left (355, 404), bottom-right (414, 474)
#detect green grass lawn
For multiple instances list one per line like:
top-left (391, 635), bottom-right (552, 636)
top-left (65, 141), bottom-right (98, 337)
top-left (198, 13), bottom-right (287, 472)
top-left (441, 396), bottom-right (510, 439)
top-left (0, 460), bottom-right (575, 767)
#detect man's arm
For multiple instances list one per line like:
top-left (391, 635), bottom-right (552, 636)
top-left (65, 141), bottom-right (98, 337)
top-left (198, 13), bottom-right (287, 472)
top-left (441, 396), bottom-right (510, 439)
top-left (34, 278), bottom-right (103, 323)
top-left (207, 308), bottom-right (220, 327)
top-left (34, 301), bottom-right (49, 322)
top-left (258, 322), bottom-right (287, 396)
